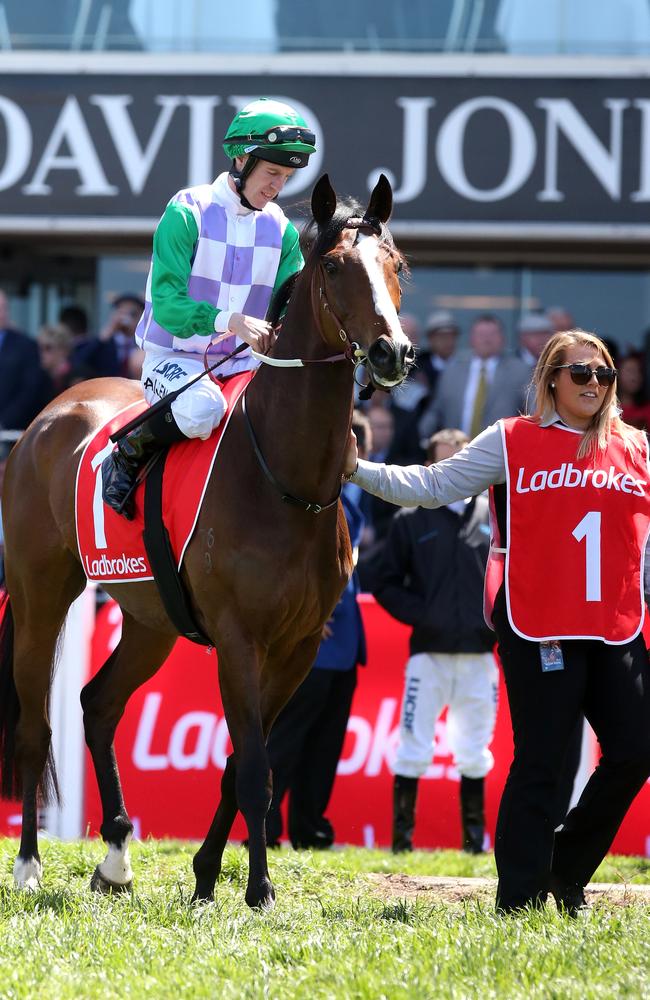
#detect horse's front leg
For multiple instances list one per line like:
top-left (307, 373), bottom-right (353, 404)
top-left (192, 753), bottom-right (238, 901)
top-left (193, 632), bottom-right (274, 909)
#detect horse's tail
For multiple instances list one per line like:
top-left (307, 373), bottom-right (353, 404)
top-left (0, 591), bottom-right (60, 805)
top-left (0, 590), bottom-right (20, 800)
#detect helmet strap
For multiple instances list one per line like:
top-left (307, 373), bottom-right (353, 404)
top-left (230, 155), bottom-right (260, 211)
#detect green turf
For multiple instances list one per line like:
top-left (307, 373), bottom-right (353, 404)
top-left (0, 838), bottom-right (648, 1000)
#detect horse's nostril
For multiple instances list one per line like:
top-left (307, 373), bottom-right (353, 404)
top-left (367, 338), bottom-right (394, 373)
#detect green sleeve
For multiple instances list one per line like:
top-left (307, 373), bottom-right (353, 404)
top-left (150, 201), bottom-right (219, 339)
top-left (272, 220), bottom-right (304, 297)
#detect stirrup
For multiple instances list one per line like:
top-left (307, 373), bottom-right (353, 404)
top-left (116, 450), bottom-right (164, 515)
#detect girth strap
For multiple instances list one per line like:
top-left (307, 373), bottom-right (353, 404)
top-left (143, 450), bottom-right (213, 646)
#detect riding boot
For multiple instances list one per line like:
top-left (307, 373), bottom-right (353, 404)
top-left (392, 775), bottom-right (419, 854)
top-left (460, 775), bottom-right (485, 854)
top-left (102, 407), bottom-right (187, 520)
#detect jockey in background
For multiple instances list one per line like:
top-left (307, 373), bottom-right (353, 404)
top-left (102, 97), bottom-right (317, 519)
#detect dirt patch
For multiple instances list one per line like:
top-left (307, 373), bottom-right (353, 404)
top-left (367, 873), bottom-right (650, 907)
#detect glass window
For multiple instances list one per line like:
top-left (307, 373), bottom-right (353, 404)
top-left (5, 0), bottom-right (649, 56)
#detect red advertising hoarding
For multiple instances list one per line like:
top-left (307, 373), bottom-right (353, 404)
top-left (83, 597), bottom-right (513, 848)
top-left (1, 595), bottom-right (648, 856)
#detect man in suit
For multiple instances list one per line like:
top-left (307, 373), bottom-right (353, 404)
top-left (418, 313), bottom-right (531, 440)
top-left (0, 290), bottom-right (50, 430)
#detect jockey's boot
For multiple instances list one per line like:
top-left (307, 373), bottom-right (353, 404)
top-left (391, 774), bottom-right (418, 853)
top-left (460, 775), bottom-right (485, 854)
top-left (102, 407), bottom-right (187, 520)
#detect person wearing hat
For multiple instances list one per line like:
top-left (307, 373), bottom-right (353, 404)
top-left (516, 312), bottom-right (555, 367)
top-left (418, 310), bottom-right (460, 393)
top-left (102, 98), bottom-right (317, 519)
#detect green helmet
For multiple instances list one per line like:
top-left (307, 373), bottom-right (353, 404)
top-left (223, 98), bottom-right (316, 169)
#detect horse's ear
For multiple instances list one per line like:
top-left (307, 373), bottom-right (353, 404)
top-left (366, 173), bottom-right (393, 224)
top-left (311, 174), bottom-right (337, 227)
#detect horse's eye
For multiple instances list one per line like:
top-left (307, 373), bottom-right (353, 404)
top-left (396, 260), bottom-right (403, 274)
top-left (323, 259), bottom-right (338, 276)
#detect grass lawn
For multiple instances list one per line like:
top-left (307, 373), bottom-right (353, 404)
top-left (0, 838), bottom-right (649, 1000)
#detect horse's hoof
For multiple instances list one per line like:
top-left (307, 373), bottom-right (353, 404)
top-left (191, 879), bottom-right (215, 903)
top-left (90, 865), bottom-right (132, 895)
top-left (246, 879), bottom-right (276, 910)
top-left (13, 857), bottom-right (42, 892)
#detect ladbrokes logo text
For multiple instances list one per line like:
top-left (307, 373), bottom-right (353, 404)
top-left (84, 552), bottom-right (149, 578)
top-left (516, 463), bottom-right (646, 497)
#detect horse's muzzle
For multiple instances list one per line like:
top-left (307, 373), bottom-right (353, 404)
top-left (366, 335), bottom-right (415, 390)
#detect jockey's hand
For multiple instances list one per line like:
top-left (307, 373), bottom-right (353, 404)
top-left (343, 430), bottom-right (359, 478)
top-left (229, 313), bottom-right (276, 354)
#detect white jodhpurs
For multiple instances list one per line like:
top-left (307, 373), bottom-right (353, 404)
top-left (394, 651), bottom-right (498, 780)
top-left (142, 351), bottom-right (228, 440)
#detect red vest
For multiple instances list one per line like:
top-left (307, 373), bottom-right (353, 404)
top-left (487, 417), bottom-right (650, 644)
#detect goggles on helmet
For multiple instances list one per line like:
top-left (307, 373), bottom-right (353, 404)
top-left (225, 125), bottom-right (316, 148)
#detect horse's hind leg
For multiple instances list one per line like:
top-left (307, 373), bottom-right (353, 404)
top-left (81, 612), bottom-right (175, 893)
top-left (8, 555), bottom-right (85, 890)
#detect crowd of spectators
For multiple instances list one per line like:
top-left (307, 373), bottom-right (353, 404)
top-left (0, 288), bottom-right (146, 439)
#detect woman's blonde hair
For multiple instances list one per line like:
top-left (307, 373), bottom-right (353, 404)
top-left (530, 329), bottom-right (638, 459)
top-left (37, 323), bottom-right (73, 352)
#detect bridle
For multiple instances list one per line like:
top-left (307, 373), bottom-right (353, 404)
top-left (206, 215), bottom-right (393, 514)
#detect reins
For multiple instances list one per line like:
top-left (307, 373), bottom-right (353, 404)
top-left (241, 392), bottom-right (341, 514)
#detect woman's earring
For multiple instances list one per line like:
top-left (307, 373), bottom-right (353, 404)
top-left (550, 382), bottom-right (556, 388)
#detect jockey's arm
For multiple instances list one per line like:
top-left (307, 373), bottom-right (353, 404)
top-left (272, 220), bottom-right (304, 299)
top-left (150, 204), bottom-right (303, 339)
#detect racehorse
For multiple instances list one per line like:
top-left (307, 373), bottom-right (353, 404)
top-left (0, 174), bottom-right (413, 908)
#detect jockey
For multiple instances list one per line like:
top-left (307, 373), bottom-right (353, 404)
top-left (102, 97), bottom-right (317, 519)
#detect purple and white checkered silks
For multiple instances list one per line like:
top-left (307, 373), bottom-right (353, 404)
top-left (135, 177), bottom-right (287, 375)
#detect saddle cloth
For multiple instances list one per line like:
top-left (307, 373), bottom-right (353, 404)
top-left (75, 371), bottom-right (254, 584)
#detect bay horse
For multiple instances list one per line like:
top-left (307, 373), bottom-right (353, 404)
top-left (0, 174), bottom-right (413, 908)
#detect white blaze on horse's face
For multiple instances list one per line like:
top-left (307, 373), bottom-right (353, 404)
top-left (356, 233), bottom-right (409, 347)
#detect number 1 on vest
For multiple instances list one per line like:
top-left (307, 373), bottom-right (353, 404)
top-left (572, 511), bottom-right (602, 602)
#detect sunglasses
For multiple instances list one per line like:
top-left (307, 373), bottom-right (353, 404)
top-left (554, 363), bottom-right (617, 387)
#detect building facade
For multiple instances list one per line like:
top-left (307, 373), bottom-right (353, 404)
top-left (1, 3), bottom-right (649, 351)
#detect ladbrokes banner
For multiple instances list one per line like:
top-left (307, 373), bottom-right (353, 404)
top-left (0, 68), bottom-right (648, 232)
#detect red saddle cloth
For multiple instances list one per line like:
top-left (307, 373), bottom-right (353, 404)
top-left (75, 371), bottom-right (254, 584)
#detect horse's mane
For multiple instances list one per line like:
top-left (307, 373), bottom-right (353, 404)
top-left (267, 197), bottom-right (400, 328)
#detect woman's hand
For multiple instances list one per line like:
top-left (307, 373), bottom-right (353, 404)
top-left (229, 313), bottom-right (276, 354)
top-left (343, 430), bottom-right (359, 478)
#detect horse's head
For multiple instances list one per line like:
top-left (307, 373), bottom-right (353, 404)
top-left (307, 174), bottom-right (415, 392)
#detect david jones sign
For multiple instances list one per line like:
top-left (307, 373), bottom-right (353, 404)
top-left (0, 73), bottom-right (648, 228)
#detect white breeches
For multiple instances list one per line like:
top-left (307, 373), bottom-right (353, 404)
top-left (394, 651), bottom-right (498, 780)
top-left (142, 352), bottom-right (228, 440)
